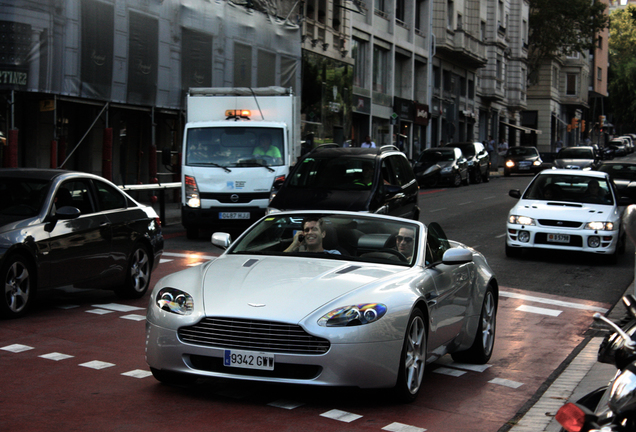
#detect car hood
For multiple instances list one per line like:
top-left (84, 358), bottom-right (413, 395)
top-left (270, 187), bottom-right (371, 211)
top-left (512, 199), bottom-right (617, 222)
top-left (200, 255), bottom-right (401, 322)
top-left (553, 159), bottom-right (594, 169)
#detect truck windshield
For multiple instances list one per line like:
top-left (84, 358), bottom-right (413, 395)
top-left (186, 127), bottom-right (284, 167)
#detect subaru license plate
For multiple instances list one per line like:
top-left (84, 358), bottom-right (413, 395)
top-left (224, 349), bottom-right (275, 370)
top-left (219, 212), bottom-right (250, 220)
top-left (547, 233), bottom-right (570, 243)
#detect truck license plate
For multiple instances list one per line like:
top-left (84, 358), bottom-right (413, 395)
top-left (224, 349), bottom-right (275, 370)
top-left (548, 233), bottom-right (570, 243)
top-left (219, 212), bottom-right (250, 220)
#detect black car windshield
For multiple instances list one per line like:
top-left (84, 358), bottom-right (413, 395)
top-left (598, 164), bottom-right (636, 181)
top-left (558, 148), bottom-right (594, 159)
top-left (523, 174), bottom-right (614, 205)
top-left (453, 144), bottom-right (475, 157)
top-left (0, 178), bottom-right (49, 217)
top-left (288, 157), bottom-right (376, 190)
top-left (228, 213), bottom-right (420, 266)
top-left (508, 147), bottom-right (538, 157)
top-left (419, 149), bottom-right (455, 163)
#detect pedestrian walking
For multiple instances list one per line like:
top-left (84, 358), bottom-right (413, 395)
top-left (361, 135), bottom-right (376, 148)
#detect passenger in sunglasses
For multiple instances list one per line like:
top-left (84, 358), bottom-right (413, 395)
top-left (395, 227), bottom-right (415, 260)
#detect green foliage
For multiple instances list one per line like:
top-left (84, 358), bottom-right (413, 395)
top-left (608, 6), bottom-right (636, 125)
top-left (528, 0), bottom-right (609, 83)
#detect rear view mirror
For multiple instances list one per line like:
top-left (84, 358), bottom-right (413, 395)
top-left (509, 189), bottom-right (521, 199)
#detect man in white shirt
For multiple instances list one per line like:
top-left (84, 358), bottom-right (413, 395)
top-left (361, 135), bottom-right (376, 148)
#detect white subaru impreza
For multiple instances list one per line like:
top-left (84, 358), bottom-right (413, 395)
top-left (506, 169), bottom-right (628, 263)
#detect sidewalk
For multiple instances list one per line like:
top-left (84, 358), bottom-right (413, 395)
top-left (503, 283), bottom-right (633, 432)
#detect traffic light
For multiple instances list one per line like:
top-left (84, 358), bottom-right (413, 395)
top-left (581, 120), bottom-right (586, 132)
top-left (599, 115), bottom-right (606, 127)
top-left (567, 125), bottom-right (572, 132)
top-left (571, 118), bottom-right (579, 129)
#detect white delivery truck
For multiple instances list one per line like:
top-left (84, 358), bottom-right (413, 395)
top-left (180, 87), bottom-right (300, 239)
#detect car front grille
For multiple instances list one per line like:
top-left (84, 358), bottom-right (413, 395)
top-left (178, 317), bottom-right (331, 355)
top-left (538, 219), bottom-right (582, 228)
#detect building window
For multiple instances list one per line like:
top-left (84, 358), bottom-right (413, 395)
top-left (318, 0), bottom-right (326, 23)
top-left (457, 13), bottom-right (462, 30)
top-left (415, 0), bottom-right (426, 33)
top-left (433, 65), bottom-right (441, 90)
top-left (597, 67), bottom-right (602, 81)
top-left (460, 76), bottom-right (466, 97)
top-left (552, 66), bottom-right (559, 89)
top-left (480, 21), bottom-right (486, 41)
top-left (352, 38), bottom-right (367, 88)
top-left (443, 69), bottom-right (453, 92)
top-left (447, 0), bottom-right (454, 29)
top-left (598, 36), bottom-right (603, 49)
top-left (396, 0), bottom-right (405, 23)
top-left (566, 73), bottom-right (577, 95)
top-left (375, 0), bottom-right (386, 15)
top-left (468, 79), bottom-right (474, 99)
top-left (332, 0), bottom-right (341, 31)
top-left (373, 45), bottom-right (389, 93)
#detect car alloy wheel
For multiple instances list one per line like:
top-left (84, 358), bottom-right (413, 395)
top-left (1, 255), bottom-right (34, 318)
top-left (393, 309), bottom-right (426, 402)
top-left (451, 286), bottom-right (497, 364)
top-left (116, 244), bottom-right (152, 299)
top-left (452, 172), bottom-right (462, 187)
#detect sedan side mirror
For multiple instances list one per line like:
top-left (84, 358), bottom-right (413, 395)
top-left (212, 232), bottom-right (232, 249)
top-left (442, 248), bottom-right (473, 265)
top-left (509, 189), bottom-right (521, 199)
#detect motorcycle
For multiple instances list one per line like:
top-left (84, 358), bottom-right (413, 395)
top-left (556, 294), bottom-right (636, 432)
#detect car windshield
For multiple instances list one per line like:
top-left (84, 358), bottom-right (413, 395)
top-left (228, 213), bottom-right (420, 266)
top-left (185, 126), bottom-right (285, 167)
top-left (558, 148), bottom-right (593, 159)
top-left (453, 144), bottom-right (475, 157)
top-left (598, 164), bottom-right (636, 181)
top-left (419, 149), bottom-right (455, 163)
top-left (523, 174), bottom-right (614, 205)
top-left (0, 177), bottom-right (49, 217)
top-left (288, 157), bottom-right (376, 190)
top-left (507, 147), bottom-right (538, 157)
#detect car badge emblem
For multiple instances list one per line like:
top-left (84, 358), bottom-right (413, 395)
top-left (248, 303), bottom-right (266, 307)
top-left (231, 194), bottom-right (239, 203)
top-left (557, 221), bottom-right (564, 225)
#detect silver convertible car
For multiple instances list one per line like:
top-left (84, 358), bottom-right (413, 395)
top-left (146, 211), bottom-right (498, 402)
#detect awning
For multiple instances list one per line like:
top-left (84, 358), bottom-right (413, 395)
top-left (500, 121), bottom-right (542, 135)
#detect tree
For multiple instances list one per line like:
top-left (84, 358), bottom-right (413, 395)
top-left (528, 0), bottom-right (609, 83)
top-left (608, 6), bottom-right (636, 127)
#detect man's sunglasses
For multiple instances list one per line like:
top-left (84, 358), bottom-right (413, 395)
top-left (396, 235), bottom-right (414, 244)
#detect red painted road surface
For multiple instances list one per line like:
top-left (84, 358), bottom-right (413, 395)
top-left (0, 251), bottom-right (609, 432)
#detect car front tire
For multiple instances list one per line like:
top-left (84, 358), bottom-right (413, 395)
top-left (472, 168), bottom-right (482, 184)
top-left (451, 286), bottom-right (497, 364)
top-left (0, 254), bottom-right (35, 319)
top-left (392, 308), bottom-right (426, 403)
top-left (115, 243), bottom-right (152, 299)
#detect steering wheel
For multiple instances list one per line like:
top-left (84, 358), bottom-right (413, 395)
top-left (378, 248), bottom-right (408, 262)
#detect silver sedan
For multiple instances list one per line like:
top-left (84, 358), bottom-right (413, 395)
top-left (146, 211), bottom-right (498, 402)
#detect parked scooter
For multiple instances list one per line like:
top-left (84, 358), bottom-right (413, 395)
top-left (556, 205), bottom-right (636, 432)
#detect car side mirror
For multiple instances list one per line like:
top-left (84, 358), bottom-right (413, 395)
top-left (212, 232), bottom-right (232, 249)
top-left (509, 189), bottom-right (521, 199)
top-left (384, 184), bottom-right (402, 196)
top-left (56, 206), bottom-right (81, 220)
top-left (442, 248), bottom-right (473, 265)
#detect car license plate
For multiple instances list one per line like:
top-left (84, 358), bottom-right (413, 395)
top-left (519, 165), bottom-right (530, 170)
top-left (548, 233), bottom-right (570, 243)
top-left (223, 349), bottom-right (275, 370)
top-left (219, 212), bottom-right (250, 220)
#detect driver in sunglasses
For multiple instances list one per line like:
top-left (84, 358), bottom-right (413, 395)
top-left (395, 227), bottom-right (415, 261)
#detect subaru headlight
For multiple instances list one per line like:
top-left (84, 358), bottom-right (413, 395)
top-left (585, 221), bottom-right (616, 231)
top-left (156, 288), bottom-right (194, 315)
top-left (508, 215), bottom-right (536, 226)
top-left (318, 303), bottom-right (387, 327)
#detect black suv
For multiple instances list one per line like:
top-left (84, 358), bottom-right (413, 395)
top-left (268, 145), bottom-right (420, 220)
top-left (444, 141), bottom-right (491, 183)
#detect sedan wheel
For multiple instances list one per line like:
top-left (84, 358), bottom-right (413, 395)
top-left (116, 244), bottom-right (152, 299)
top-left (393, 309), bottom-right (426, 402)
top-left (451, 286), bottom-right (497, 364)
top-left (452, 172), bottom-right (462, 187)
top-left (472, 168), bottom-right (482, 184)
top-left (1, 255), bottom-right (34, 319)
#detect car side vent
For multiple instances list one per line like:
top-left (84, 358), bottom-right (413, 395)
top-left (335, 265), bottom-right (361, 274)
top-left (243, 259), bottom-right (259, 267)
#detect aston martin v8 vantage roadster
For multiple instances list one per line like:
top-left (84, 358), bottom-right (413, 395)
top-left (146, 211), bottom-right (498, 402)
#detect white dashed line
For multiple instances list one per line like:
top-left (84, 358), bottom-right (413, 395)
top-left (448, 362), bottom-right (491, 373)
top-left (489, 377), bottom-right (524, 389)
top-left (516, 305), bottom-right (562, 316)
top-left (320, 409), bottom-right (362, 423)
top-left (267, 400), bottom-right (305, 409)
top-left (120, 314), bottom-right (146, 321)
top-left (382, 422), bottom-right (427, 432)
top-left (39, 352), bottom-right (74, 361)
top-left (159, 258), bottom-right (174, 263)
top-left (500, 290), bottom-right (608, 313)
top-left (122, 369), bottom-right (153, 378)
top-left (86, 309), bottom-right (113, 315)
top-left (79, 360), bottom-right (115, 370)
top-left (92, 303), bottom-right (144, 312)
top-left (1, 344), bottom-right (33, 353)
top-left (433, 367), bottom-right (467, 377)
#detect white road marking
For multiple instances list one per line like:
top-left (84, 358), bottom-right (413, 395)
top-left (92, 303), bottom-right (144, 312)
top-left (122, 369), bottom-right (153, 378)
top-left (433, 367), bottom-right (466, 377)
top-left (162, 251), bottom-right (218, 260)
top-left (458, 201), bottom-right (473, 206)
top-left (448, 362), bottom-right (491, 373)
top-left (500, 290), bottom-right (608, 313)
top-left (1, 344), bottom-right (33, 353)
top-left (489, 377), bottom-right (524, 389)
top-left (39, 352), bottom-right (74, 361)
top-left (429, 208), bottom-right (447, 213)
top-left (159, 259), bottom-right (173, 263)
top-left (267, 400), bottom-right (305, 409)
top-left (320, 409), bottom-right (362, 423)
top-left (382, 422), bottom-right (427, 432)
top-left (495, 233), bottom-right (506, 238)
top-left (120, 314), bottom-right (146, 321)
top-left (86, 309), bottom-right (113, 315)
top-left (79, 360), bottom-right (115, 370)
top-left (517, 305), bottom-right (562, 316)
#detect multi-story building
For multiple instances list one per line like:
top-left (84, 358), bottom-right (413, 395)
top-left (523, 0), bottom-right (609, 152)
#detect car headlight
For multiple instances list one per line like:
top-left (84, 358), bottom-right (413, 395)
top-left (505, 160), bottom-right (515, 168)
top-left (585, 221), bottom-right (616, 231)
top-left (508, 215), bottom-right (536, 226)
top-left (441, 167), bottom-right (452, 173)
top-left (318, 303), bottom-right (387, 327)
top-left (185, 175), bottom-right (201, 208)
top-left (532, 160), bottom-right (542, 166)
top-left (156, 288), bottom-right (194, 315)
